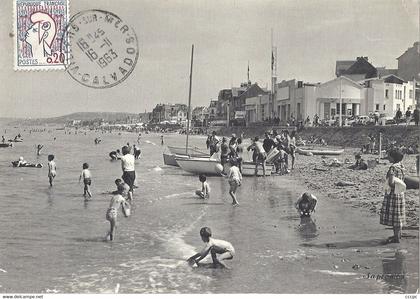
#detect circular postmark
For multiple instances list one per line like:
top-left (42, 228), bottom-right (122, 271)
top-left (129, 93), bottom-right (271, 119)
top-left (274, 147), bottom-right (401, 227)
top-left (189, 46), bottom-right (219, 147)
top-left (61, 10), bottom-right (139, 88)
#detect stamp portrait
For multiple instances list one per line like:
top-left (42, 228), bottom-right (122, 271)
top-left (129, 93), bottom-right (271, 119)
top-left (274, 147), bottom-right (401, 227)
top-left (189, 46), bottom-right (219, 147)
top-left (14, 0), bottom-right (69, 70)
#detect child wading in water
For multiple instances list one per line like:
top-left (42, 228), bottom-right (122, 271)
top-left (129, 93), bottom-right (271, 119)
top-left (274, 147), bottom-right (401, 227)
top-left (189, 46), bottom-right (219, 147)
top-left (106, 184), bottom-right (130, 241)
top-left (79, 162), bottom-right (92, 197)
top-left (295, 192), bottom-right (317, 216)
top-left (47, 154), bottom-right (56, 187)
top-left (227, 159), bottom-right (242, 206)
top-left (187, 227), bottom-right (235, 269)
top-left (195, 174), bottom-right (210, 199)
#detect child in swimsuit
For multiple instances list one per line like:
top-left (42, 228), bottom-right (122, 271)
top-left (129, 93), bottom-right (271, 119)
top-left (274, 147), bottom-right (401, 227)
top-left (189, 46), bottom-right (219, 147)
top-left (47, 154), bottom-right (56, 187)
top-left (187, 227), bottom-right (235, 269)
top-left (195, 174), bottom-right (210, 199)
top-left (79, 162), bottom-right (92, 197)
top-left (106, 184), bottom-right (129, 241)
top-left (227, 159), bottom-right (242, 206)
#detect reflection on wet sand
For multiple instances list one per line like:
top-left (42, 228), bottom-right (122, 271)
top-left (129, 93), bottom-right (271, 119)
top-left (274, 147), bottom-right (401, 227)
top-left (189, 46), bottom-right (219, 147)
top-left (297, 216), bottom-right (318, 241)
top-left (382, 250), bottom-right (407, 293)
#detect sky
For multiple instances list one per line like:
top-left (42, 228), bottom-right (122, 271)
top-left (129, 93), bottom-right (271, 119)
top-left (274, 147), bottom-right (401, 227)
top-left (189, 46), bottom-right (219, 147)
top-left (0, 0), bottom-right (419, 118)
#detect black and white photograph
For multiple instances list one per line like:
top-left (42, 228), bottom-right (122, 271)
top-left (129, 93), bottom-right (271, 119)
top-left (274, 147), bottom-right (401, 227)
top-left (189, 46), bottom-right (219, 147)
top-left (0, 0), bottom-right (419, 296)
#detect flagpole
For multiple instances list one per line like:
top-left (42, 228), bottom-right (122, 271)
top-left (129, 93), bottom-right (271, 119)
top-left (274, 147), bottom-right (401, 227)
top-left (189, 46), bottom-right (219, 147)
top-left (186, 44), bottom-right (194, 154)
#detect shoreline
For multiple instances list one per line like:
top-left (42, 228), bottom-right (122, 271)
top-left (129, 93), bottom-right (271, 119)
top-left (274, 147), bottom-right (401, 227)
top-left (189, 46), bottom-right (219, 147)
top-left (288, 148), bottom-right (419, 228)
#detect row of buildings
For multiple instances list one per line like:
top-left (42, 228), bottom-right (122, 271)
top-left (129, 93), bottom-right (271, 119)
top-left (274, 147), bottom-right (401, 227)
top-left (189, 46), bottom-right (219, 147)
top-left (149, 42), bottom-right (419, 127)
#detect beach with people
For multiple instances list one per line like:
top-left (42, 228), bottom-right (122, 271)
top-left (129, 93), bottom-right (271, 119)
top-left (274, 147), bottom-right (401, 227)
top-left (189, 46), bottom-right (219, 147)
top-left (0, 125), bottom-right (417, 294)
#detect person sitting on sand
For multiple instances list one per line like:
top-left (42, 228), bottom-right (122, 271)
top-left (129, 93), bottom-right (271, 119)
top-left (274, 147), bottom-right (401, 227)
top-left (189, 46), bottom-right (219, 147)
top-left (195, 174), bottom-right (210, 199)
top-left (187, 227), bottom-right (235, 269)
top-left (106, 184), bottom-right (130, 241)
top-left (295, 192), bottom-right (317, 217)
top-left (349, 153), bottom-right (368, 170)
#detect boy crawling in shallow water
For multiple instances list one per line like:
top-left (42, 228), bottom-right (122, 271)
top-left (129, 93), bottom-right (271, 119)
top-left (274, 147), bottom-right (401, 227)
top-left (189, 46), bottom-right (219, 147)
top-left (187, 227), bottom-right (235, 269)
top-left (106, 184), bottom-right (130, 241)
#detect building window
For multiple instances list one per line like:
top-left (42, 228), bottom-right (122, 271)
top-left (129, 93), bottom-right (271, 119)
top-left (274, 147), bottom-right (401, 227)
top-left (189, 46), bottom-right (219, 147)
top-left (396, 104), bottom-right (400, 110)
top-left (383, 105), bottom-right (386, 111)
top-left (385, 90), bottom-right (389, 98)
top-left (375, 104), bottom-right (379, 111)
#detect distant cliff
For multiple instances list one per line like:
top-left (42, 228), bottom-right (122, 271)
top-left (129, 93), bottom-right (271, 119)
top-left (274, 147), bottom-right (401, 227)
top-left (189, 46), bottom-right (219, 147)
top-left (2, 112), bottom-right (140, 125)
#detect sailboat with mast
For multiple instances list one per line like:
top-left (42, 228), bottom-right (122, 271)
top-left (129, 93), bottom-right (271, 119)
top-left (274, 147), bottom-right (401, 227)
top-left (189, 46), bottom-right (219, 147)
top-left (162, 44), bottom-right (213, 167)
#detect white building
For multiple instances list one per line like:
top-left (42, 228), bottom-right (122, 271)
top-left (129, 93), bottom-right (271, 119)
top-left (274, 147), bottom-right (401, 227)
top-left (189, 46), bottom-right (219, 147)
top-left (363, 75), bottom-right (415, 116)
top-left (272, 75), bottom-right (415, 123)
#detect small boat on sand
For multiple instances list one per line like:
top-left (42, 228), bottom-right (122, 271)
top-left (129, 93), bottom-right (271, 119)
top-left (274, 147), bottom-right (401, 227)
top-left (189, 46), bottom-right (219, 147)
top-left (296, 147), bottom-right (344, 156)
top-left (175, 156), bottom-right (222, 175)
top-left (0, 143), bottom-right (12, 148)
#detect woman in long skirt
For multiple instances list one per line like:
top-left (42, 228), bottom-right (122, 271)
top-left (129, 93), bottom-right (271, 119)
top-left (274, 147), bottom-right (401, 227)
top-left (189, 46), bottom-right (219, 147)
top-left (380, 149), bottom-right (406, 243)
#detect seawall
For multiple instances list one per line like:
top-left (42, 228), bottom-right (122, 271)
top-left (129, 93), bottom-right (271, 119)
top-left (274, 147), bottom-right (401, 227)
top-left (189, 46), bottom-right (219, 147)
top-left (215, 125), bottom-right (420, 148)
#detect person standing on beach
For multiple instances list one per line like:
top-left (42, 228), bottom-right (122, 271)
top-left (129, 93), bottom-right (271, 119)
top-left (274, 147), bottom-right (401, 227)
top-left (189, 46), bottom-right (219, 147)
top-left (220, 137), bottom-right (229, 173)
top-left (209, 131), bottom-right (220, 156)
top-left (263, 132), bottom-right (275, 154)
top-left (47, 154), bottom-right (56, 187)
top-left (161, 135), bottom-right (164, 145)
top-left (36, 144), bottom-right (44, 156)
top-left (247, 137), bottom-right (267, 176)
top-left (79, 163), bottom-right (92, 198)
top-left (413, 108), bottom-right (419, 126)
top-left (405, 108), bottom-right (411, 126)
top-left (289, 131), bottom-right (297, 170)
top-left (227, 159), bottom-right (241, 206)
top-left (120, 146), bottom-right (136, 201)
top-left (236, 138), bottom-right (244, 173)
top-left (106, 184), bottom-right (130, 241)
top-left (380, 149), bottom-right (406, 243)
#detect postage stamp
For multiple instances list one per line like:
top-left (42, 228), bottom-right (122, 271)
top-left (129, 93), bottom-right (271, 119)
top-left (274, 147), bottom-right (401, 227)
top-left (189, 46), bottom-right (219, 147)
top-left (61, 10), bottom-right (139, 88)
top-left (14, 0), bottom-right (69, 70)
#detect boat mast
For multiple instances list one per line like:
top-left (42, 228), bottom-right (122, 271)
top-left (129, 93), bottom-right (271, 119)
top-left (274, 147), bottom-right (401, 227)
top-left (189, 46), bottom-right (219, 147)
top-left (186, 44), bottom-right (194, 154)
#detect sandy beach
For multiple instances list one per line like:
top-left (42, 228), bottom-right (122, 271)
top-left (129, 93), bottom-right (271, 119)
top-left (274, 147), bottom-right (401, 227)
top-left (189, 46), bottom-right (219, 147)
top-left (0, 128), bottom-right (418, 294)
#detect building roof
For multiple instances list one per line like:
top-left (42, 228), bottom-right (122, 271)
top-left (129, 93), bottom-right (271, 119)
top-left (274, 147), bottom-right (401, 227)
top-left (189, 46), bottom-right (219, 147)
top-left (322, 76), bottom-right (364, 89)
top-left (336, 60), bottom-right (356, 77)
top-left (237, 83), bottom-right (269, 100)
top-left (397, 41), bottom-right (420, 60)
top-left (376, 67), bottom-right (398, 77)
top-left (383, 74), bottom-right (405, 84)
top-left (342, 57), bottom-right (377, 78)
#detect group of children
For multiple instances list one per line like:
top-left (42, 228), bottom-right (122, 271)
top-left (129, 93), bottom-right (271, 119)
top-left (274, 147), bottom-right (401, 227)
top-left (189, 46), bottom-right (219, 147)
top-left (195, 158), bottom-right (242, 206)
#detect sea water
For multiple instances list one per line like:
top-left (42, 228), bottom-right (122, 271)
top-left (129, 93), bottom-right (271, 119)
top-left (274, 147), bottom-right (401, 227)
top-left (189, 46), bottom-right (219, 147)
top-left (0, 127), bottom-right (417, 293)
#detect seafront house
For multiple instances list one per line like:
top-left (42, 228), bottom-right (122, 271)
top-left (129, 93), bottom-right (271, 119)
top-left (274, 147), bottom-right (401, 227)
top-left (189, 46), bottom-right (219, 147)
top-left (192, 106), bottom-right (209, 127)
top-left (243, 83), bottom-right (270, 125)
top-left (363, 75), bottom-right (415, 116)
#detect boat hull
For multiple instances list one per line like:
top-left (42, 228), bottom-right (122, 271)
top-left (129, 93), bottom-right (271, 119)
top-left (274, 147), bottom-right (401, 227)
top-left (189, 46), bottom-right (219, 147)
top-left (175, 157), bottom-right (222, 175)
top-left (296, 148), bottom-right (344, 156)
